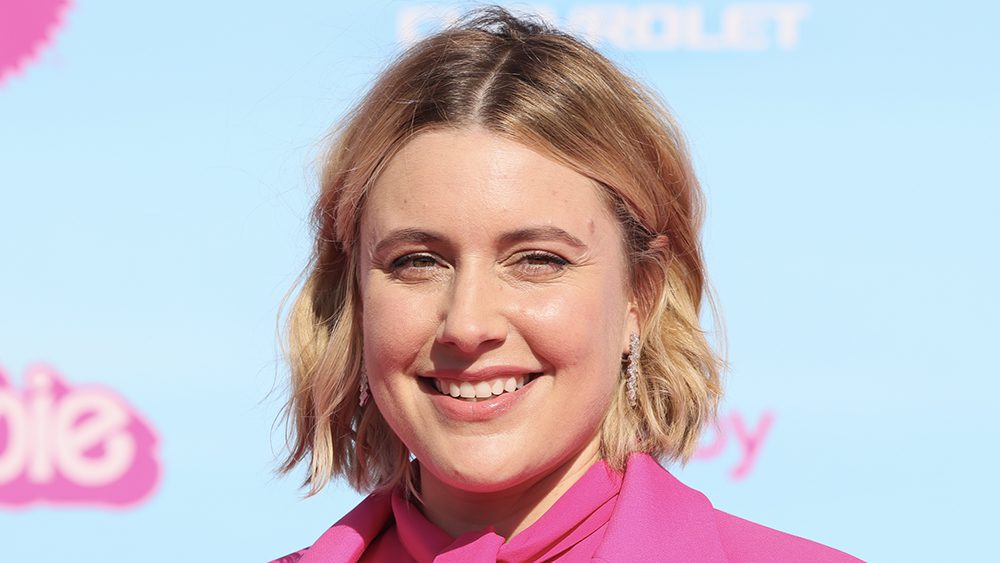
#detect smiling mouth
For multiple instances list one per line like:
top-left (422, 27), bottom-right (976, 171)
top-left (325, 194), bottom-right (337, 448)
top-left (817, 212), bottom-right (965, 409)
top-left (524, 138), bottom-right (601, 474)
top-left (424, 373), bottom-right (541, 401)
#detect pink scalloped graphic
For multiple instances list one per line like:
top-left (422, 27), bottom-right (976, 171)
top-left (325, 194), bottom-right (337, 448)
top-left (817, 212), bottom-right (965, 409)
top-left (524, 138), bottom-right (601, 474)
top-left (0, 0), bottom-right (72, 87)
top-left (0, 364), bottom-right (161, 509)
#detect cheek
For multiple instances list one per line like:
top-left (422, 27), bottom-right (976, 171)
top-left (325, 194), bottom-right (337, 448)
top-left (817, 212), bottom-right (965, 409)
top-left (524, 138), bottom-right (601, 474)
top-left (515, 284), bottom-right (626, 375)
top-left (361, 283), bottom-right (439, 376)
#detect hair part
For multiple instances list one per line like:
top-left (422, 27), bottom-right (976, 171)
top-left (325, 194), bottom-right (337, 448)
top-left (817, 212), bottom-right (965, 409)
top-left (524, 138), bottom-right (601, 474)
top-left (279, 6), bottom-right (723, 496)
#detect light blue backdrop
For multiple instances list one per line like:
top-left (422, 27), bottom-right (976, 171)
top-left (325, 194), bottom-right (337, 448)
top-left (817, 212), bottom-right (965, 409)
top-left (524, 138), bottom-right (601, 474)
top-left (2, 1), bottom-right (997, 561)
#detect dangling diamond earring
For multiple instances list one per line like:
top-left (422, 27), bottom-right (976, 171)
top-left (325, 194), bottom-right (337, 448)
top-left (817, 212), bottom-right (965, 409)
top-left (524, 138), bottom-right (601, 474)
top-left (359, 366), bottom-right (370, 408)
top-left (626, 333), bottom-right (639, 408)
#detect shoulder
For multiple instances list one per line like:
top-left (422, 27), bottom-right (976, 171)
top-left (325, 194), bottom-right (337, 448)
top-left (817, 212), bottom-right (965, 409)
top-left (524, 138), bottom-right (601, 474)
top-left (267, 547), bottom-right (307, 563)
top-left (608, 454), bottom-right (862, 562)
top-left (713, 509), bottom-right (863, 562)
top-left (268, 491), bottom-right (393, 563)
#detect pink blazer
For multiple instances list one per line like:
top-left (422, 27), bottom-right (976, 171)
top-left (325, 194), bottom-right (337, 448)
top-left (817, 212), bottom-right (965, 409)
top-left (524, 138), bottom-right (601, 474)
top-left (273, 454), bottom-right (861, 562)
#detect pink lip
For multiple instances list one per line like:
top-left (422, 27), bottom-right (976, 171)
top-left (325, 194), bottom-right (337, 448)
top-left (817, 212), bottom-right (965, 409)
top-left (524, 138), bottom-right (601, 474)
top-left (422, 365), bottom-right (541, 382)
top-left (423, 372), bottom-right (540, 422)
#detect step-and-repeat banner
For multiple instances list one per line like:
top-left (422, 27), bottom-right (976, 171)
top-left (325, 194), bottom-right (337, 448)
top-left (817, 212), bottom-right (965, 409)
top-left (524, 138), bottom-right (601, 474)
top-left (2, 1), bottom-right (997, 561)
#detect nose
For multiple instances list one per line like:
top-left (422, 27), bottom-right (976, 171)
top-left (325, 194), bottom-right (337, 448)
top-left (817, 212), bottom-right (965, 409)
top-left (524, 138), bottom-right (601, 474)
top-left (436, 266), bottom-right (508, 354)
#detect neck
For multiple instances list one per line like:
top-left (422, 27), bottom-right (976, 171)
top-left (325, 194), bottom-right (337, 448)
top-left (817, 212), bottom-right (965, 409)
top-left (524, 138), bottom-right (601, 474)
top-left (417, 443), bottom-right (601, 540)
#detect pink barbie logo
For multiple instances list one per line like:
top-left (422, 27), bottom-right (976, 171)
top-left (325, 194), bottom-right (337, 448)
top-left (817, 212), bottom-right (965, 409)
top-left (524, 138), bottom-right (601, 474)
top-left (693, 409), bottom-right (775, 480)
top-left (0, 364), bottom-right (160, 508)
top-left (0, 0), bottom-right (72, 87)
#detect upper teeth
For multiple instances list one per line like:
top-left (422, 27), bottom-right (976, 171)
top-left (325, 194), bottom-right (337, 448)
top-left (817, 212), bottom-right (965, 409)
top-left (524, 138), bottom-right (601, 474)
top-left (434, 376), bottom-right (527, 399)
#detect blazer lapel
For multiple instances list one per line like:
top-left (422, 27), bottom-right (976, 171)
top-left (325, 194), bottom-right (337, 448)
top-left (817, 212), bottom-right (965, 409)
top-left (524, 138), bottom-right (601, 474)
top-left (301, 492), bottom-right (393, 563)
top-left (593, 454), bottom-right (728, 562)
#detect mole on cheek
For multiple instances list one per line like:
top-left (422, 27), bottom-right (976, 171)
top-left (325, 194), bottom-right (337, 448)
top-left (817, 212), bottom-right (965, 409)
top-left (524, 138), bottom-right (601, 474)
top-left (588, 219), bottom-right (595, 235)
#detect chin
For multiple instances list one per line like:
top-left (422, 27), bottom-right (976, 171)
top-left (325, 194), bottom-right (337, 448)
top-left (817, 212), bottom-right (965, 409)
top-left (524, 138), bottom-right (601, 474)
top-left (420, 444), bottom-right (542, 494)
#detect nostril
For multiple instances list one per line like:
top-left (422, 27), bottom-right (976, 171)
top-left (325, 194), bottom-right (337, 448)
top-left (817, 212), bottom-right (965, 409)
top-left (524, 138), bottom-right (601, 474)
top-left (436, 319), bottom-right (508, 354)
top-left (437, 286), bottom-right (509, 351)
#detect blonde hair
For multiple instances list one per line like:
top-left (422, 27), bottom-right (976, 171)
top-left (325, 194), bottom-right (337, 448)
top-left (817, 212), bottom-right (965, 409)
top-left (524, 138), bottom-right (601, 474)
top-left (280, 7), bottom-right (722, 496)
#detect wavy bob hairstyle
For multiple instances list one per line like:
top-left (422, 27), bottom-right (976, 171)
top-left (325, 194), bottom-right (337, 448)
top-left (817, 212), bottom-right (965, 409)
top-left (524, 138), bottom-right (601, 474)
top-left (280, 7), bottom-right (723, 496)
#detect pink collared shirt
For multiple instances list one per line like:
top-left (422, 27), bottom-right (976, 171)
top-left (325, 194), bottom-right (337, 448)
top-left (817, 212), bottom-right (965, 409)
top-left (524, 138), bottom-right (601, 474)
top-left (273, 454), bottom-right (862, 562)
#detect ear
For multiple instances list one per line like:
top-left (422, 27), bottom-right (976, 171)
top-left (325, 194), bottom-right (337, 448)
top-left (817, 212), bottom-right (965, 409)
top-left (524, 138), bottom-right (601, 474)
top-left (621, 300), bottom-right (641, 355)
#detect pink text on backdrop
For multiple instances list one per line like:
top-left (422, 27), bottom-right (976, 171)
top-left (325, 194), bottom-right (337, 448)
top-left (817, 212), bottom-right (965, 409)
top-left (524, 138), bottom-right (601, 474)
top-left (0, 363), bottom-right (160, 508)
top-left (693, 409), bottom-right (775, 480)
top-left (0, 0), bottom-right (73, 87)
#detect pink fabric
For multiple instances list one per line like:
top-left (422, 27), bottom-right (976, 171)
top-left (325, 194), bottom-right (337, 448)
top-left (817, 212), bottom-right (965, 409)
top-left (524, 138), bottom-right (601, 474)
top-left (274, 454), bottom-right (862, 562)
top-left (372, 460), bottom-right (621, 562)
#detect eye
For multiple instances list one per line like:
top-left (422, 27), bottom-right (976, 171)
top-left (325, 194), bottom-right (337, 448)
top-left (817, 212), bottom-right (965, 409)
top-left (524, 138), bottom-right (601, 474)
top-left (513, 251), bottom-right (569, 276)
top-left (391, 253), bottom-right (438, 269)
top-left (388, 252), bottom-right (445, 280)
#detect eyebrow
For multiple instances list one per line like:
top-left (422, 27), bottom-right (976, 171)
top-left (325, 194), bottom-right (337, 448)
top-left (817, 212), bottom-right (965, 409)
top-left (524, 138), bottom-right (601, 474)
top-left (371, 225), bottom-right (588, 257)
top-left (497, 226), bottom-right (588, 249)
top-left (371, 228), bottom-right (445, 258)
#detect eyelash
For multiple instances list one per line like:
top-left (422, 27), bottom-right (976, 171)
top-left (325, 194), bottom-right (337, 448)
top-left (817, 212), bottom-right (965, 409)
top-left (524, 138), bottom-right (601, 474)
top-left (387, 251), bottom-right (569, 275)
top-left (518, 251), bottom-right (569, 269)
top-left (390, 253), bottom-right (439, 270)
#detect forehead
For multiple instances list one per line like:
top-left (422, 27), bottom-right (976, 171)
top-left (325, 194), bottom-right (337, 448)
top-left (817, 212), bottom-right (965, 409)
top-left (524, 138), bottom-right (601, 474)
top-left (361, 128), bottom-right (619, 241)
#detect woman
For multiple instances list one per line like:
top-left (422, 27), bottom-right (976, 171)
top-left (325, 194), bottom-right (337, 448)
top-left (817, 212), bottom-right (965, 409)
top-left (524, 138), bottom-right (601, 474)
top-left (273, 8), bottom-right (859, 562)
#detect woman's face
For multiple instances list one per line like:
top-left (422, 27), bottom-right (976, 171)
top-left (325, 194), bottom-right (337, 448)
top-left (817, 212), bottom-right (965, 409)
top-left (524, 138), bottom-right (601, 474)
top-left (359, 128), bottom-right (638, 494)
